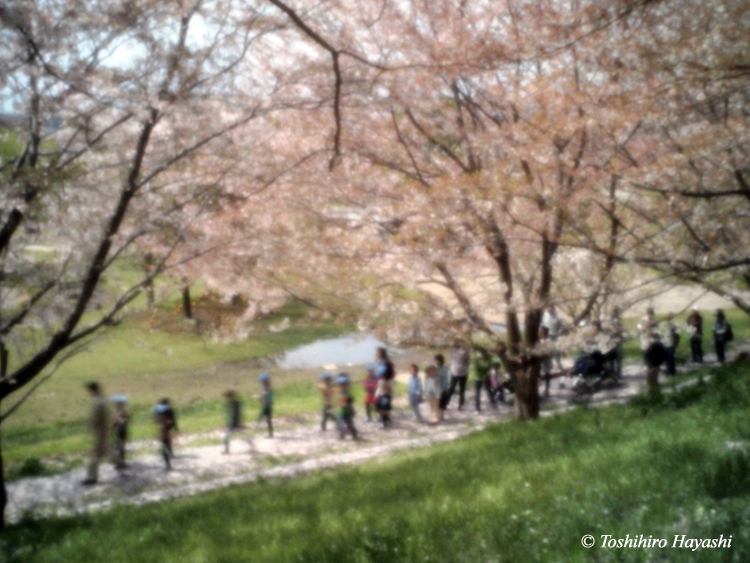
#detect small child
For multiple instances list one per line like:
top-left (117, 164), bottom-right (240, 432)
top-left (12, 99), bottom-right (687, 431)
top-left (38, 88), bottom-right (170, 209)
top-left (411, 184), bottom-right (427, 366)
top-left (223, 390), bottom-right (242, 454)
top-left (375, 376), bottom-right (392, 428)
top-left (318, 372), bottom-right (335, 431)
top-left (335, 373), bottom-right (358, 440)
top-left (423, 364), bottom-right (442, 425)
top-left (490, 361), bottom-right (505, 403)
top-left (407, 364), bottom-right (423, 421)
top-left (111, 395), bottom-right (129, 469)
top-left (362, 364), bottom-right (378, 422)
top-left (154, 398), bottom-right (177, 470)
top-left (256, 373), bottom-right (274, 438)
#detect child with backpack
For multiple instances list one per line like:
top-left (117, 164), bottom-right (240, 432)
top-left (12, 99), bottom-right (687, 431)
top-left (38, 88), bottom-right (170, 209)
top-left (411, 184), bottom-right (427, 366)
top-left (154, 398), bottom-right (177, 470)
top-left (335, 373), bottom-right (358, 440)
top-left (375, 375), bottom-right (393, 428)
top-left (362, 364), bottom-right (378, 422)
top-left (111, 395), bottom-right (129, 469)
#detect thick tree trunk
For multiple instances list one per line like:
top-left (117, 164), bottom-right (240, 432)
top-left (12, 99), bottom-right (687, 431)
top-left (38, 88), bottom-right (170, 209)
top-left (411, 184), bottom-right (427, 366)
top-left (511, 361), bottom-right (541, 421)
top-left (0, 432), bottom-right (6, 531)
top-left (182, 283), bottom-right (192, 319)
top-left (145, 280), bottom-right (155, 310)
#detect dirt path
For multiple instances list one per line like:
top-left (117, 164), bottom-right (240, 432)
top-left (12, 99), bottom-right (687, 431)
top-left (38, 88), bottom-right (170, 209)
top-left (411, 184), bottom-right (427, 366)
top-left (4, 354), bottom-right (723, 525)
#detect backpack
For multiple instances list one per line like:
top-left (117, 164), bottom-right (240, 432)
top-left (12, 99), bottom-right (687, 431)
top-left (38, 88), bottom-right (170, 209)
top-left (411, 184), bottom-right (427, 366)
top-left (383, 359), bottom-right (395, 381)
top-left (726, 323), bottom-right (734, 342)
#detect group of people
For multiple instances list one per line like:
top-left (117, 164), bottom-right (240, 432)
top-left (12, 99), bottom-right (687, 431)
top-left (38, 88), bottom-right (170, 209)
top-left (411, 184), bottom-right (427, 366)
top-left (348, 344), bottom-right (509, 429)
top-left (82, 374), bottom-right (271, 484)
top-left (636, 306), bottom-right (734, 379)
top-left (82, 307), bottom-right (734, 485)
top-left (82, 382), bottom-right (177, 485)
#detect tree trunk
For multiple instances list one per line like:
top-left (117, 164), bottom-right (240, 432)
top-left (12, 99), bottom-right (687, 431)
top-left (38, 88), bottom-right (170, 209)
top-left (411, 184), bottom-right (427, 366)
top-left (182, 283), bottom-right (192, 319)
top-left (145, 280), bottom-right (155, 310)
top-left (512, 361), bottom-right (541, 421)
top-left (144, 253), bottom-right (155, 310)
top-left (0, 432), bottom-right (6, 531)
top-left (0, 345), bottom-right (6, 529)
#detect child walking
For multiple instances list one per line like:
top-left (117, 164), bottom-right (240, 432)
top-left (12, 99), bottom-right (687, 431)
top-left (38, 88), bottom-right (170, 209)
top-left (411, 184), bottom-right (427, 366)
top-left (111, 395), bottom-right (129, 469)
top-left (407, 364), bottom-right (423, 421)
top-left (375, 375), bottom-right (393, 428)
top-left (318, 372), bottom-right (336, 431)
top-left (335, 374), bottom-right (358, 440)
top-left (423, 364), bottom-right (442, 425)
top-left (362, 364), bottom-right (378, 422)
top-left (256, 373), bottom-right (274, 438)
top-left (154, 399), bottom-right (177, 470)
top-left (223, 390), bottom-right (242, 454)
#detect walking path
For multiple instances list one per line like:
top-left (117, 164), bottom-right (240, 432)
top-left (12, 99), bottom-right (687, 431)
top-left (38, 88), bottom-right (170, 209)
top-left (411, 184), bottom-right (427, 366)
top-left (4, 355), bottom-right (724, 524)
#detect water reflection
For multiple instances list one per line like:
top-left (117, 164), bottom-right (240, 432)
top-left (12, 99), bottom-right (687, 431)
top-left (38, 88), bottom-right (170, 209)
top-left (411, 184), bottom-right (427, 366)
top-left (276, 333), bottom-right (392, 370)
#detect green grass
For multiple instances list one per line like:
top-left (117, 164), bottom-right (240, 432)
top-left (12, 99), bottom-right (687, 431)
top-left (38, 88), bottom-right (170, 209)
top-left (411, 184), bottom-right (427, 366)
top-left (4, 360), bottom-right (750, 562)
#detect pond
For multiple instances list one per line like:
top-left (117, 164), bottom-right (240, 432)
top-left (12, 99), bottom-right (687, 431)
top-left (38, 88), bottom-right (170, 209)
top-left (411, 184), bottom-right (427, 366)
top-left (275, 333), bottom-right (393, 370)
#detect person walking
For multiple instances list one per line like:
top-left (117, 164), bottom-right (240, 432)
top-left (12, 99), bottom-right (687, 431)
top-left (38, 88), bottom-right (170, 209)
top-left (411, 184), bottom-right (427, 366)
top-left (446, 339), bottom-right (470, 410)
top-left (407, 364), bottom-right (424, 421)
top-left (661, 314), bottom-right (679, 375)
top-left (318, 372), bottom-right (336, 431)
top-left (638, 308), bottom-right (663, 389)
top-left (375, 375), bottom-right (393, 428)
top-left (154, 401), bottom-right (176, 470)
top-left (111, 395), bottom-right (129, 469)
top-left (423, 364), bottom-right (442, 425)
top-left (361, 364), bottom-right (378, 422)
top-left (82, 382), bottom-right (111, 485)
top-left (472, 349), bottom-right (496, 412)
top-left (435, 354), bottom-right (450, 420)
top-left (223, 390), bottom-right (242, 454)
top-left (686, 307), bottom-right (704, 363)
top-left (713, 309), bottom-right (732, 364)
top-left (256, 373), bottom-right (274, 438)
top-left (375, 347), bottom-right (395, 382)
top-left (335, 374), bottom-right (358, 440)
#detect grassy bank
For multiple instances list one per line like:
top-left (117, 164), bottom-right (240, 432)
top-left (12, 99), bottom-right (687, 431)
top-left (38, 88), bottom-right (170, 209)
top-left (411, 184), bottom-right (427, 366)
top-left (4, 359), bottom-right (750, 562)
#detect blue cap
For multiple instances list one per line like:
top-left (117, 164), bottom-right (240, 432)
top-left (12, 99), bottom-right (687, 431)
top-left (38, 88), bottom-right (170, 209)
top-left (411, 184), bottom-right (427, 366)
top-left (258, 373), bottom-right (270, 382)
top-left (336, 373), bottom-right (349, 385)
top-left (111, 395), bottom-right (127, 404)
top-left (319, 372), bottom-right (332, 380)
top-left (154, 404), bottom-right (168, 414)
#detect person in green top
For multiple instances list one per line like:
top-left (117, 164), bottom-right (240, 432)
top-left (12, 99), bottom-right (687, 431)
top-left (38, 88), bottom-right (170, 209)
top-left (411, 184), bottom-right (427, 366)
top-left (472, 349), bottom-right (496, 412)
top-left (256, 373), bottom-right (273, 438)
top-left (223, 389), bottom-right (242, 454)
top-left (335, 373), bottom-right (358, 440)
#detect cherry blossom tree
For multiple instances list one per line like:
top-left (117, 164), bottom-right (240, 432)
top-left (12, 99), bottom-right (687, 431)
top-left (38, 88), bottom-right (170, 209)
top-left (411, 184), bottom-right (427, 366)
top-left (205, 0), bottom-right (666, 422)
top-left (0, 0), bottom-right (323, 527)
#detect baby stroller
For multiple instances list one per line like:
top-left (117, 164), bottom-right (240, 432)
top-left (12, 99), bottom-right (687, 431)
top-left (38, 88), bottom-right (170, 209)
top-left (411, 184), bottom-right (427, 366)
top-left (569, 348), bottom-right (619, 394)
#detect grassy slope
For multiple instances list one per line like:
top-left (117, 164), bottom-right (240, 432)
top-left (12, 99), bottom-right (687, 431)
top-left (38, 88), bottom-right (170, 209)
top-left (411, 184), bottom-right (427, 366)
top-left (4, 361), bottom-right (750, 562)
